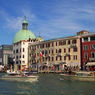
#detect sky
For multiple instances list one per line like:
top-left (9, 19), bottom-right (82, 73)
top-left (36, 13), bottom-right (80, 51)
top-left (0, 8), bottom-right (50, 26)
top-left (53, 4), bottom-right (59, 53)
top-left (0, 0), bottom-right (95, 45)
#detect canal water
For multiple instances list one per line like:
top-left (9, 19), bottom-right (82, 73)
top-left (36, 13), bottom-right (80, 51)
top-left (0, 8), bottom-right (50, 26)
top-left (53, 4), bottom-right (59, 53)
top-left (0, 73), bottom-right (95, 95)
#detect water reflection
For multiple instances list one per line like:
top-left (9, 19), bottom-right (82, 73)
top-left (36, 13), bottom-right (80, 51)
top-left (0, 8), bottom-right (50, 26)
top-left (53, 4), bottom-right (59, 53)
top-left (0, 74), bottom-right (95, 95)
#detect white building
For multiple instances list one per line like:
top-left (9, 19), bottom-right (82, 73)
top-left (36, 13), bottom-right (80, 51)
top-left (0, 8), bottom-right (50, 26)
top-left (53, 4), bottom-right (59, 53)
top-left (13, 17), bottom-right (39, 70)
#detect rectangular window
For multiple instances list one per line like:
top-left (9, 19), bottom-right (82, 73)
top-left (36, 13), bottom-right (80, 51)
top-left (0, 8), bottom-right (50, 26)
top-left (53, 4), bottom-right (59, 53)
top-left (90, 36), bottom-right (95, 41)
top-left (64, 48), bottom-right (66, 53)
top-left (68, 48), bottom-right (70, 52)
top-left (64, 56), bottom-right (66, 60)
top-left (23, 48), bottom-right (25, 52)
top-left (42, 50), bottom-right (44, 54)
top-left (56, 56), bottom-right (58, 61)
top-left (56, 42), bottom-right (57, 46)
top-left (49, 57), bottom-right (50, 61)
top-left (42, 44), bottom-right (44, 48)
top-left (60, 56), bottom-right (62, 60)
top-left (59, 49), bottom-right (61, 53)
top-left (84, 45), bottom-right (88, 50)
top-left (48, 43), bottom-right (50, 47)
top-left (72, 40), bottom-right (77, 44)
top-left (59, 41), bottom-right (62, 46)
top-left (16, 49), bottom-right (18, 53)
top-left (23, 55), bottom-right (24, 58)
top-left (63, 41), bottom-right (66, 45)
top-left (73, 47), bottom-right (77, 52)
top-left (84, 53), bottom-right (88, 59)
top-left (56, 49), bottom-right (57, 53)
top-left (68, 40), bottom-right (70, 45)
top-left (73, 55), bottom-right (77, 60)
top-left (76, 55), bottom-right (77, 60)
top-left (84, 37), bottom-right (88, 42)
top-left (52, 57), bottom-right (54, 61)
top-left (91, 52), bottom-right (95, 58)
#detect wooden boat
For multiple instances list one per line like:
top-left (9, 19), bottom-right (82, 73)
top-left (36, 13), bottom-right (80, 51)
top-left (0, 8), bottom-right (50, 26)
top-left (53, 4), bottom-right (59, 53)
top-left (60, 71), bottom-right (95, 81)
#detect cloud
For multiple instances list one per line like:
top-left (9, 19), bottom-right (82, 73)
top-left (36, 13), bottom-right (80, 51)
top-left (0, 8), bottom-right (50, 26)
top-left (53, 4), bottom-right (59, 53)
top-left (0, 8), bottom-right (37, 32)
top-left (0, 0), bottom-right (95, 40)
top-left (6, 17), bottom-right (23, 31)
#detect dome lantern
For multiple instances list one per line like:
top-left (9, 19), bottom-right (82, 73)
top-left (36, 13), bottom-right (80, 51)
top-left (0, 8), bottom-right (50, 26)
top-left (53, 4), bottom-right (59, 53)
top-left (13, 17), bottom-right (36, 43)
top-left (22, 16), bottom-right (28, 30)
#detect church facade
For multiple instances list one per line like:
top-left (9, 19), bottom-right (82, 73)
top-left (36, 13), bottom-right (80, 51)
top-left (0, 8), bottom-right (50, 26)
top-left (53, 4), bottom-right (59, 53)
top-left (13, 17), bottom-right (42, 70)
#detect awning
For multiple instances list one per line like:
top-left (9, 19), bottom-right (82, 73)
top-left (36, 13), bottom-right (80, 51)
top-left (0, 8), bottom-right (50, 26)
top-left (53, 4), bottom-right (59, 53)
top-left (86, 62), bottom-right (95, 66)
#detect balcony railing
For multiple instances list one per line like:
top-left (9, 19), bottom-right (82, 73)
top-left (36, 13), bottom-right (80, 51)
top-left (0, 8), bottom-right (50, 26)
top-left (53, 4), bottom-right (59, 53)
top-left (89, 57), bottom-right (95, 61)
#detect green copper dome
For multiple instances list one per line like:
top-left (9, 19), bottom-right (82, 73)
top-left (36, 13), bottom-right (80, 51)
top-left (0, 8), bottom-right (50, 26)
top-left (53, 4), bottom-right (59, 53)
top-left (13, 17), bottom-right (36, 43)
top-left (13, 30), bottom-right (36, 43)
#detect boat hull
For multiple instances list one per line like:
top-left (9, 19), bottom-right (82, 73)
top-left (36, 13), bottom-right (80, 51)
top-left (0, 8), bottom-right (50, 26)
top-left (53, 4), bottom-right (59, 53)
top-left (60, 74), bottom-right (95, 81)
top-left (1, 75), bottom-right (39, 82)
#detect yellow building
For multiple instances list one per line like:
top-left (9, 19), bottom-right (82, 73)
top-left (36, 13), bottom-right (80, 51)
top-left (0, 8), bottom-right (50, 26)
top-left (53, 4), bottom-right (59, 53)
top-left (28, 35), bottom-right (81, 72)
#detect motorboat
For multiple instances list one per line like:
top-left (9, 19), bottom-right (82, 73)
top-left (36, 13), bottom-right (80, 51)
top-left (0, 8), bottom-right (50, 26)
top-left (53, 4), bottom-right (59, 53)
top-left (60, 71), bottom-right (95, 81)
top-left (2, 70), bottom-right (39, 82)
top-left (1, 72), bottom-right (39, 82)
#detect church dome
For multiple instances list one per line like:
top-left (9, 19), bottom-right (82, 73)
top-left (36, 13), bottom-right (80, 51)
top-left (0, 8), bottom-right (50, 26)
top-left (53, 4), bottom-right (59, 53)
top-left (13, 17), bottom-right (36, 43)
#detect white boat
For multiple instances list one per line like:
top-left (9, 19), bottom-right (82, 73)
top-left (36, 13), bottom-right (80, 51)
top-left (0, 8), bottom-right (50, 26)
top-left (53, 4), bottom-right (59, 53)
top-left (1, 73), bottom-right (39, 82)
top-left (6, 70), bottom-right (20, 75)
top-left (3, 64), bottom-right (39, 82)
top-left (60, 71), bottom-right (95, 81)
top-left (2, 69), bottom-right (39, 82)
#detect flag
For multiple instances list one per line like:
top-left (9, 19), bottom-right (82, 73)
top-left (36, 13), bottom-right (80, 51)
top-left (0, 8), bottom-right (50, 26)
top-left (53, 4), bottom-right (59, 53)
top-left (40, 51), bottom-right (42, 64)
top-left (40, 52), bottom-right (42, 57)
top-left (45, 49), bottom-right (47, 56)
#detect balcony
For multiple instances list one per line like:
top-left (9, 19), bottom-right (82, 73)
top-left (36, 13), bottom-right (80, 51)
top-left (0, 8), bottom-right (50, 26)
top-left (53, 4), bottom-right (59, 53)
top-left (65, 53), bottom-right (70, 56)
top-left (89, 57), bottom-right (95, 61)
top-left (70, 44), bottom-right (77, 48)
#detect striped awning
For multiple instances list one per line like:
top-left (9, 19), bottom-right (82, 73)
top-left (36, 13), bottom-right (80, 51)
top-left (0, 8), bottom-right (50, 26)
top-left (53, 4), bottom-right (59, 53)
top-left (86, 62), bottom-right (95, 66)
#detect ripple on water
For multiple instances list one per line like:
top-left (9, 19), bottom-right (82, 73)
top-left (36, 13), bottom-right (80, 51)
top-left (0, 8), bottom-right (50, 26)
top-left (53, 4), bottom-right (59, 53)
top-left (0, 74), bottom-right (95, 95)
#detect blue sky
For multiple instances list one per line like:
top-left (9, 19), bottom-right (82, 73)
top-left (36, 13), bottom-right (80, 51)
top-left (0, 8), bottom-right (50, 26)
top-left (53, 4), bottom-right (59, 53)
top-left (0, 0), bottom-right (95, 45)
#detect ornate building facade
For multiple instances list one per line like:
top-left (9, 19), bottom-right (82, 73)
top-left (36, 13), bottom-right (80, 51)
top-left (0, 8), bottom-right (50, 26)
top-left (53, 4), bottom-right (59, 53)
top-left (28, 35), bottom-right (81, 72)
